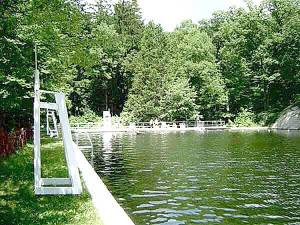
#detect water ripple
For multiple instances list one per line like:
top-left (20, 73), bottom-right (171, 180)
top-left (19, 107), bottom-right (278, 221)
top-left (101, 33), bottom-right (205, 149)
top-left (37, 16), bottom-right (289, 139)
top-left (76, 131), bottom-right (300, 224)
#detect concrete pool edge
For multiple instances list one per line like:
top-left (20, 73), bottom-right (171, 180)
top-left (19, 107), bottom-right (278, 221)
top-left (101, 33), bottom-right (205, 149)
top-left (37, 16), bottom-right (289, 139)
top-left (73, 142), bottom-right (135, 225)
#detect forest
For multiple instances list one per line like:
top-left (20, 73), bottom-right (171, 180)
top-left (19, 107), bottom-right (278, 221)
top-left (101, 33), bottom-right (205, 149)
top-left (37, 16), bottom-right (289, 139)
top-left (1, 0), bottom-right (299, 130)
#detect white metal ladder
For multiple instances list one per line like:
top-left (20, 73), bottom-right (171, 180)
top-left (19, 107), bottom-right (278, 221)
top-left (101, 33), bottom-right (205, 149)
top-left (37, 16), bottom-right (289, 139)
top-left (76, 131), bottom-right (93, 150)
top-left (46, 109), bottom-right (59, 138)
top-left (75, 131), bottom-right (94, 167)
top-left (75, 131), bottom-right (94, 166)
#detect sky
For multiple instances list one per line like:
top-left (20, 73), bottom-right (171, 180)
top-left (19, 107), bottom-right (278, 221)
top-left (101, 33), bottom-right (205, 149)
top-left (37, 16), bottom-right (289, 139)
top-left (85, 0), bottom-right (263, 31)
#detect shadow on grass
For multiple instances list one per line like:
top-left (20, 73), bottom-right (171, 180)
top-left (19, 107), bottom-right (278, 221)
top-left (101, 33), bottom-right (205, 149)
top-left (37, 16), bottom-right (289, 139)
top-left (0, 139), bottom-right (100, 225)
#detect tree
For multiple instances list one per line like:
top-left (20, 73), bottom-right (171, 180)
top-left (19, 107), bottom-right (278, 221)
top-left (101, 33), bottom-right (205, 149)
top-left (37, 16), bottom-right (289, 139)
top-left (200, 0), bottom-right (300, 123)
top-left (1, 0), bottom-right (299, 128)
top-left (113, 0), bottom-right (144, 50)
top-left (0, 0), bottom-right (33, 129)
top-left (122, 23), bottom-right (170, 121)
top-left (168, 21), bottom-right (228, 119)
top-left (161, 78), bottom-right (198, 121)
top-left (122, 21), bottom-right (226, 121)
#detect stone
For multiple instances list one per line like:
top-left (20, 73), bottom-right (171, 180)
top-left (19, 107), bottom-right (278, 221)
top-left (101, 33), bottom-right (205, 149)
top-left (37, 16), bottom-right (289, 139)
top-left (272, 104), bottom-right (300, 130)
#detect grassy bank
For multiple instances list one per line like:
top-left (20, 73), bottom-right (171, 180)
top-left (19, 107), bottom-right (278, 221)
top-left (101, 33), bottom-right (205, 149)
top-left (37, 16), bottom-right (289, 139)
top-left (0, 137), bottom-right (102, 225)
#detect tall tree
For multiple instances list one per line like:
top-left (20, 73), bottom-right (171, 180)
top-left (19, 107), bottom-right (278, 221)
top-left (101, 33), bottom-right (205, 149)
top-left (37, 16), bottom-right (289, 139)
top-left (113, 0), bottom-right (144, 50)
top-left (200, 0), bottom-right (300, 123)
top-left (168, 21), bottom-right (228, 119)
top-left (122, 21), bottom-right (226, 121)
top-left (0, 0), bottom-right (33, 129)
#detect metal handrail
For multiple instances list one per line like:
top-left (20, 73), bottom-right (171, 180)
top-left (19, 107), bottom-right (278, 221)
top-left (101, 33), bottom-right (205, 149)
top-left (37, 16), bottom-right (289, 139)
top-left (71, 120), bottom-right (226, 130)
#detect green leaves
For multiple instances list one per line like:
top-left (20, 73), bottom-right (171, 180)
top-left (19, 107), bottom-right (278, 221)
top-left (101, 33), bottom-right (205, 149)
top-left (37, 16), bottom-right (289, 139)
top-left (122, 21), bottom-right (227, 121)
top-left (161, 78), bottom-right (198, 121)
top-left (202, 0), bottom-right (300, 123)
top-left (1, 0), bottom-right (299, 128)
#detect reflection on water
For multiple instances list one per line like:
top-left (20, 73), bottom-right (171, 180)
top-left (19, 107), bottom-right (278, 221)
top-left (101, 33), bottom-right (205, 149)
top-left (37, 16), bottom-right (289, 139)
top-left (79, 131), bottom-right (300, 224)
top-left (102, 132), bottom-right (113, 152)
top-left (273, 129), bottom-right (300, 138)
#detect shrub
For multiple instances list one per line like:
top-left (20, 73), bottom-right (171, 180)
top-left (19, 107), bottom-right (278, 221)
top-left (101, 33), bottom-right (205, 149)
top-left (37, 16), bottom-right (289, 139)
top-left (256, 111), bottom-right (281, 126)
top-left (234, 109), bottom-right (256, 127)
top-left (69, 110), bottom-right (102, 124)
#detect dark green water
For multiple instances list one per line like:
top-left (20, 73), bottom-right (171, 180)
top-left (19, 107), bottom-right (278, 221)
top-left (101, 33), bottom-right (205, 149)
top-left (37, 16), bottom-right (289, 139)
top-left (85, 131), bottom-right (300, 224)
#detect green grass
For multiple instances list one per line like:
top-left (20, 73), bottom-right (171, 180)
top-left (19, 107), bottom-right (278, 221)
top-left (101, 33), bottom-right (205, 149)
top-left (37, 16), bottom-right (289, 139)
top-left (0, 137), bottom-right (103, 225)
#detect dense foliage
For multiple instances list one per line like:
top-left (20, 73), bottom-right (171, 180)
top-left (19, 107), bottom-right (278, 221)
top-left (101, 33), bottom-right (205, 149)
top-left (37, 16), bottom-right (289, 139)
top-left (201, 0), bottom-right (300, 123)
top-left (0, 0), bottom-right (299, 128)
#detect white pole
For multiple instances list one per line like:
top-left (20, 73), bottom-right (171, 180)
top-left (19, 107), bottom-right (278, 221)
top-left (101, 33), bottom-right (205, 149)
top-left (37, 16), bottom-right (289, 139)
top-left (34, 43), bottom-right (41, 191)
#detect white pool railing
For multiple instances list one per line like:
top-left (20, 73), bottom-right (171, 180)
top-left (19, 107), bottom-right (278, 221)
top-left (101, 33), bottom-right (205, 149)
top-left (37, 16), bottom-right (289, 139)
top-left (71, 120), bottom-right (226, 131)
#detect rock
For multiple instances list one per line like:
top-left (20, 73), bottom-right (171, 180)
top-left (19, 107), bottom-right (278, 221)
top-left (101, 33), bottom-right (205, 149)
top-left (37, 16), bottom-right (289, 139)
top-left (272, 104), bottom-right (300, 129)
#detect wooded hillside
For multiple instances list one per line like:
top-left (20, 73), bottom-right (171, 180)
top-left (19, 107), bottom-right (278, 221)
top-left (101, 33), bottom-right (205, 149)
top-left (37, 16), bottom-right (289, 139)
top-left (1, 0), bottom-right (299, 129)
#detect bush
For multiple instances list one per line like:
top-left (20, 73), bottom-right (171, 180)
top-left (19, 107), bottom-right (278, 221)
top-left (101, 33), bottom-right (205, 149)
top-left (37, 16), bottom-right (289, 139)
top-left (256, 111), bottom-right (281, 126)
top-left (69, 110), bottom-right (102, 124)
top-left (120, 111), bottom-right (135, 123)
top-left (234, 109), bottom-right (256, 127)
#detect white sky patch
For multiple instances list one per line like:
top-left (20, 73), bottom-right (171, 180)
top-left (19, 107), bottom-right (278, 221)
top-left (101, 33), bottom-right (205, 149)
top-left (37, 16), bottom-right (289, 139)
top-left (84, 0), bottom-right (263, 31)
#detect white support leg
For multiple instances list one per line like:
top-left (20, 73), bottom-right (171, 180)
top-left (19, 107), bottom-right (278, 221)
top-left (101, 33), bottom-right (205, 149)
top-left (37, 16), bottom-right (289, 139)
top-left (34, 89), bottom-right (41, 192)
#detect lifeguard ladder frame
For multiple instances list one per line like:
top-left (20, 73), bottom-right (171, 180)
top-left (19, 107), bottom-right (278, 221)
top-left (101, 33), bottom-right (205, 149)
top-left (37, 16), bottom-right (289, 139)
top-left (33, 44), bottom-right (82, 195)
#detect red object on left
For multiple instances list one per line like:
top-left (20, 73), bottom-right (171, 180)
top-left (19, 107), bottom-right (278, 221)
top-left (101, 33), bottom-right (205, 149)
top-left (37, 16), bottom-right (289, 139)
top-left (0, 127), bottom-right (33, 157)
